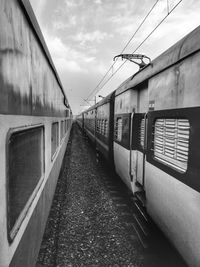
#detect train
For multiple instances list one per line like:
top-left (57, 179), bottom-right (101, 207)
top-left (0, 0), bottom-right (72, 266)
top-left (77, 25), bottom-right (200, 267)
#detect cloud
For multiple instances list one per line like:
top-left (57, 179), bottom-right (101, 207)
top-left (53, 17), bottom-right (77, 31)
top-left (29, 0), bottom-right (47, 23)
top-left (64, 0), bottom-right (77, 8)
top-left (72, 30), bottom-right (113, 46)
top-left (55, 58), bottom-right (84, 72)
top-left (53, 21), bottom-right (67, 30)
top-left (43, 33), bottom-right (96, 73)
top-left (94, 0), bottom-right (102, 4)
top-left (110, 0), bottom-right (194, 56)
top-left (29, 0), bottom-right (200, 114)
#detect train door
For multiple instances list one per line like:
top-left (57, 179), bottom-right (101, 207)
top-left (129, 84), bottom-right (148, 191)
top-left (129, 113), bottom-right (147, 184)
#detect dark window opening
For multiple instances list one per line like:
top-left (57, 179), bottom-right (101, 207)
top-left (51, 122), bottom-right (59, 158)
top-left (115, 117), bottom-right (122, 141)
top-left (7, 126), bottom-right (44, 240)
top-left (65, 120), bottom-right (67, 133)
top-left (60, 121), bottom-right (64, 141)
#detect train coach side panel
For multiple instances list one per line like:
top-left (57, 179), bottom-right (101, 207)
top-left (145, 49), bottom-right (200, 267)
top-left (148, 51), bottom-right (200, 110)
top-left (96, 103), bottom-right (110, 160)
top-left (113, 90), bottom-right (137, 191)
top-left (0, 0), bottom-right (72, 266)
top-left (9, 129), bottom-right (70, 267)
top-left (145, 162), bottom-right (200, 267)
top-left (84, 109), bottom-right (96, 143)
top-left (0, 115), bottom-right (72, 267)
top-left (0, 0), bottom-right (67, 117)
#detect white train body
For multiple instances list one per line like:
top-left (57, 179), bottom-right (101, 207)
top-left (80, 25), bottom-right (200, 267)
top-left (0, 1), bottom-right (72, 266)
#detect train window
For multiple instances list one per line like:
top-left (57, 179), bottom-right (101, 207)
top-left (7, 126), bottom-right (44, 240)
top-left (60, 121), bottom-right (64, 141)
top-left (62, 120), bottom-right (65, 137)
top-left (90, 119), bottom-right (93, 130)
top-left (100, 120), bottom-right (103, 134)
top-left (65, 120), bottom-right (67, 133)
top-left (101, 120), bottom-right (104, 135)
top-left (91, 119), bottom-right (95, 130)
top-left (60, 121), bottom-right (62, 141)
top-left (98, 120), bottom-right (101, 134)
top-left (115, 118), bottom-right (122, 142)
top-left (140, 118), bottom-right (145, 148)
top-left (153, 118), bottom-right (190, 173)
top-left (51, 122), bottom-right (59, 158)
top-left (96, 119), bottom-right (100, 133)
top-left (101, 120), bottom-right (103, 135)
top-left (98, 119), bottom-right (101, 134)
top-left (104, 119), bottom-right (108, 137)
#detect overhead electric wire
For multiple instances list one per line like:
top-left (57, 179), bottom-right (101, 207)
top-left (88, 0), bottom-right (183, 98)
top-left (85, 0), bottom-right (161, 101)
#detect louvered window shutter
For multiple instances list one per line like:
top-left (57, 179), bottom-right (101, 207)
top-left (154, 118), bottom-right (189, 173)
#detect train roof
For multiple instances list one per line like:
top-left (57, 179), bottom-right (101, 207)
top-left (18, 0), bottom-right (71, 110)
top-left (83, 91), bottom-right (115, 114)
top-left (96, 91), bottom-right (115, 107)
top-left (115, 24), bottom-right (200, 97)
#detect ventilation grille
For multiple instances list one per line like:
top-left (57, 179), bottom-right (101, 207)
top-left (153, 118), bottom-right (190, 173)
top-left (97, 119), bottom-right (108, 137)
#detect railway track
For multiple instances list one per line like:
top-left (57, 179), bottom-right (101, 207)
top-left (37, 124), bottom-right (187, 267)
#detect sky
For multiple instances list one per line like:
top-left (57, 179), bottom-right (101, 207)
top-left (29, 0), bottom-right (200, 114)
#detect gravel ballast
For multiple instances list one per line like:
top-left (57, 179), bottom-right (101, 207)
top-left (37, 124), bottom-right (187, 267)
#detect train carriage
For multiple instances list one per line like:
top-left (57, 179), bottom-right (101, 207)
top-left (83, 106), bottom-right (96, 143)
top-left (113, 25), bottom-right (200, 267)
top-left (0, 1), bottom-right (72, 266)
top-left (95, 92), bottom-right (115, 162)
top-left (80, 25), bottom-right (200, 267)
top-left (76, 113), bottom-right (84, 129)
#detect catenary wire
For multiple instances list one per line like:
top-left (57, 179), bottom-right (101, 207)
top-left (85, 0), bottom-right (161, 101)
top-left (88, 0), bottom-right (183, 99)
